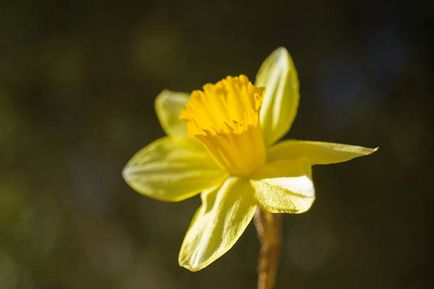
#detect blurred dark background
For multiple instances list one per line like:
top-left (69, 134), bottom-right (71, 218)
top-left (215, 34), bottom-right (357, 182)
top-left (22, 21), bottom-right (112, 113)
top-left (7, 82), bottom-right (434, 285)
top-left (1, 0), bottom-right (433, 288)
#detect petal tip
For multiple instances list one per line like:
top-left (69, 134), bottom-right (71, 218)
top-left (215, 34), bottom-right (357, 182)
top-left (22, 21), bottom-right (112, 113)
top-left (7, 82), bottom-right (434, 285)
top-left (178, 261), bottom-right (203, 272)
top-left (178, 252), bottom-right (209, 272)
top-left (121, 162), bottom-right (132, 183)
top-left (154, 89), bottom-right (168, 110)
top-left (365, 146), bottom-right (379, 155)
top-left (274, 46), bottom-right (289, 56)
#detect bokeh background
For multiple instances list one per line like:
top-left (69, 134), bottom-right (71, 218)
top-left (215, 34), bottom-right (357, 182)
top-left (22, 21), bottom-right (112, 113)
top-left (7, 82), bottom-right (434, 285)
top-left (1, 0), bottom-right (433, 288)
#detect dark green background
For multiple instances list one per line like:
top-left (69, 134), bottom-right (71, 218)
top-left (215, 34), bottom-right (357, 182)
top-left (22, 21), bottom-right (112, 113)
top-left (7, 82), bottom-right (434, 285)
top-left (1, 0), bottom-right (433, 288)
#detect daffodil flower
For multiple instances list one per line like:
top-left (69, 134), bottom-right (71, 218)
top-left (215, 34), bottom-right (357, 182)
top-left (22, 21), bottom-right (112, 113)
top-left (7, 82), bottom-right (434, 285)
top-left (123, 47), bottom-right (377, 272)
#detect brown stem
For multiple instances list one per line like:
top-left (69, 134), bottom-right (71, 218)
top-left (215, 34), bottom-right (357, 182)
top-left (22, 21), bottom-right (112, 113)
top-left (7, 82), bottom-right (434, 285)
top-left (254, 209), bottom-right (282, 289)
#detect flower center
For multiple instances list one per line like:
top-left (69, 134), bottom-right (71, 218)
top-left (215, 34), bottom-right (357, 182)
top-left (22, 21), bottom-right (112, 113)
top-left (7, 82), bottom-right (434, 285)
top-left (180, 75), bottom-right (266, 177)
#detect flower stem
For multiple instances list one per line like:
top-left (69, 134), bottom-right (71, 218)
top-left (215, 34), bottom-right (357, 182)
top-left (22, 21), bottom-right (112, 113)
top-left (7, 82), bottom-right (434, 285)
top-left (254, 209), bottom-right (282, 289)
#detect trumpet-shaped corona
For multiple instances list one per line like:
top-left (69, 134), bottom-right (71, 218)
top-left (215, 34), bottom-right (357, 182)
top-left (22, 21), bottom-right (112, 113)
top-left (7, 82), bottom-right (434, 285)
top-left (180, 75), bottom-right (266, 177)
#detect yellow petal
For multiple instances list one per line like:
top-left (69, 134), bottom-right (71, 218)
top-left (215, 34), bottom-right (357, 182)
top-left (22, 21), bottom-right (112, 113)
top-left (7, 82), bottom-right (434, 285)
top-left (256, 47), bottom-right (300, 145)
top-left (122, 137), bottom-right (225, 202)
top-left (268, 140), bottom-right (378, 164)
top-left (155, 90), bottom-right (190, 138)
top-left (251, 160), bottom-right (315, 214)
top-left (179, 177), bottom-right (257, 271)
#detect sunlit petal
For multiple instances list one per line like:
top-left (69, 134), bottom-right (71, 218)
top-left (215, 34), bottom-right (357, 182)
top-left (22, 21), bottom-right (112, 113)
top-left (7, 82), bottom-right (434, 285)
top-left (251, 160), bottom-right (315, 214)
top-left (256, 47), bottom-right (300, 145)
top-left (155, 90), bottom-right (190, 138)
top-left (179, 177), bottom-right (257, 271)
top-left (123, 137), bottom-right (225, 202)
top-left (268, 140), bottom-right (378, 164)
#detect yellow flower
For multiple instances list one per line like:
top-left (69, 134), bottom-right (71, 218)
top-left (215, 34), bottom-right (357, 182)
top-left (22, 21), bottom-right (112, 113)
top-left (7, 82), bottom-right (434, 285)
top-left (123, 47), bottom-right (377, 271)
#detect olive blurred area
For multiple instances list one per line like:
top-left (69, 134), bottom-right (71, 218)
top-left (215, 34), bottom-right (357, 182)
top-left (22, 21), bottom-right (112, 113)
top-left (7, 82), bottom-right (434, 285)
top-left (1, 0), bottom-right (433, 288)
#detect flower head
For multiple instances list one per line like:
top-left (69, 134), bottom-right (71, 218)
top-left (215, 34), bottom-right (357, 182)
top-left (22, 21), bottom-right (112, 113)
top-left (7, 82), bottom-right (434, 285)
top-left (123, 47), bottom-right (377, 271)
